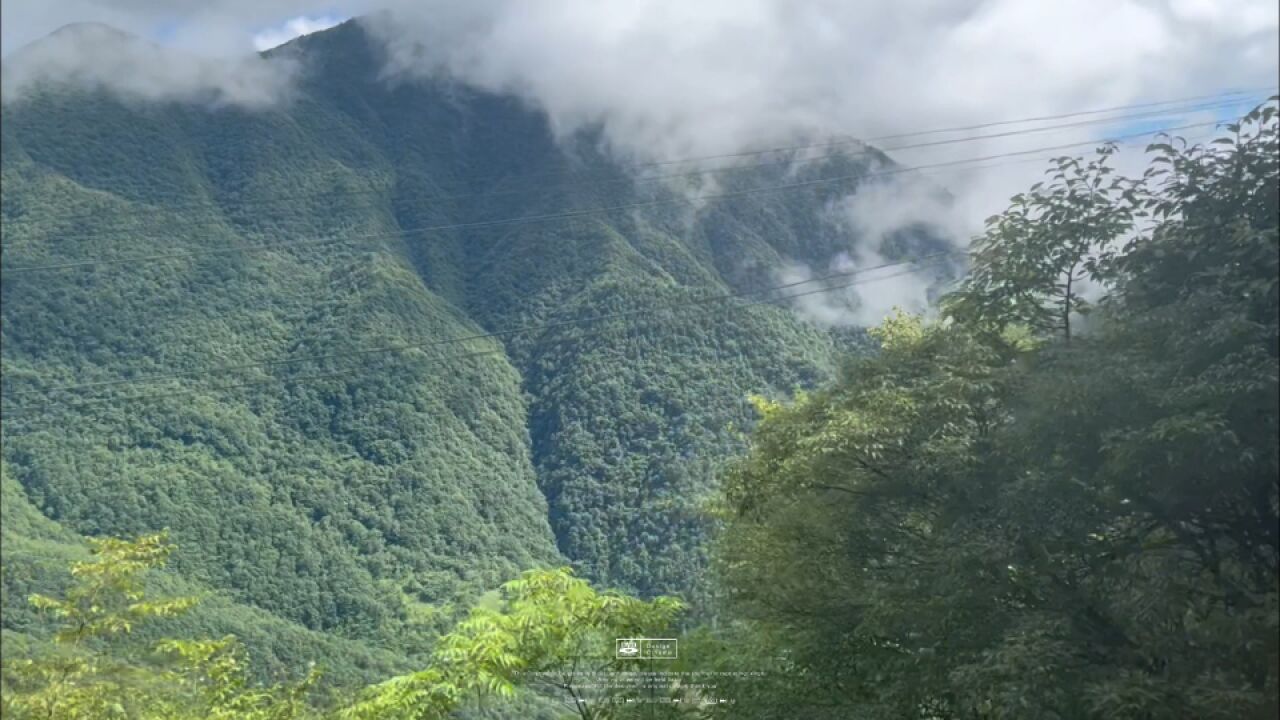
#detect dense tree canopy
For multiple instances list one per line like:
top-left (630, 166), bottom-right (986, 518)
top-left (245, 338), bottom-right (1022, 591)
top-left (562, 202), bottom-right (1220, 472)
top-left (712, 98), bottom-right (1278, 719)
top-left (2, 535), bottom-right (685, 720)
top-left (3, 18), bottom-right (1274, 719)
top-left (2, 19), bottom-right (951, 679)
top-left (1, 533), bottom-right (321, 720)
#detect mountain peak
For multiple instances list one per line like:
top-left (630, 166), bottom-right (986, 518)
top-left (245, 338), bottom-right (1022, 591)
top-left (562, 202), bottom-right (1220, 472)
top-left (31, 22), bottom-right (148, 52)
top-left (48, 21), bottom-right (137, 38)
top-left (5, 22), bottom-right (152, 69)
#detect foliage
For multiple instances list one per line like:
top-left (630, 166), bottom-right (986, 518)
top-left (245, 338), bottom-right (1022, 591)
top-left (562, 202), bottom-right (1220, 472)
top-left (3, 534), bottom-right (691, 719)
top-left (1, 533), bottom-right (320, 719)
top-left (344, 567), bottom-right (684, 720)
top-left (0, 20), bottom-right (933, 673)
top-left (713, 98), bottom-right (1279, 718)
top-left (945, 144), bottom-right (1141, 343)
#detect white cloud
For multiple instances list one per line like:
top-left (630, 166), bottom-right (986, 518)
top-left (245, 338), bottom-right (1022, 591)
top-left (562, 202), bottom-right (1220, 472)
top-left (0, 0), bottom-right (1275, 250)
top-left (772, 169), bottom-right (962, 328)
top-left (358, 0), bottom-right (1277, 160)
top-left (3, 1), bottom-right (1274, 140)
top-left (352, 0), bottom-right (1276, 257)
top-left (1, 21), bottom-right (298, 107)
top-left (252, 14), bottom-right (344, 51)
top-left (775, 250), bottom-right (941, 329)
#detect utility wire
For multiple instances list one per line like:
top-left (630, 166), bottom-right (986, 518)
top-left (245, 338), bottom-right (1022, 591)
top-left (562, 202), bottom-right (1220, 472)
top-left (2, 194), bottom-right (1265, 414)
top-left (0, 118), bottom-right (1231, 274)
top-left (0, 125), bottom-right (1205, 308)
top-left (2, 93), bottom-right (1266, 240)
top-left (2, 87), bottom-right (1270, 230)
top-left (0, 130), bottom-right (1191, 308)
top-left (284, 86), bottom-right (1278, 176)
top-left (5, 206), bottom-right (1268, 419)
top-left (0, 256), bottom-right (958, 418)
top-left (0, 348), bottom-right (511, 420)
top-left (0, 111), bottom-right (1262, 409)
top-left (632, 86), bottom-right (1278, 167)
top-left (0, 252), bottom-right (961, 403)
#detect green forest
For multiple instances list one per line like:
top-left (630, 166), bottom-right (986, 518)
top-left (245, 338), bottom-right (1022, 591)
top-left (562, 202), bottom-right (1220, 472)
top-left (1, 22), bottom-right (881, 671)
top-left (1, 18), bottom-right (1276, 720)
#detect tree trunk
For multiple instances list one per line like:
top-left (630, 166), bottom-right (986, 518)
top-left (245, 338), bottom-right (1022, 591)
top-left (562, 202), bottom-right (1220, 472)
top-left (1063, 261), bottom-right (1077, 345)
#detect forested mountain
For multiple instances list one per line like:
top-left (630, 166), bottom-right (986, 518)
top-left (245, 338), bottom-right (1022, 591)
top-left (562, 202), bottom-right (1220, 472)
top-left (0, 19), bottom-right (954, 678)
top-left (2, 14), bottom-right (1274, 715)
top-left (712, 106), bottom-right (1279, 718)
top-left (4, 96), bottom-right (1273, 720)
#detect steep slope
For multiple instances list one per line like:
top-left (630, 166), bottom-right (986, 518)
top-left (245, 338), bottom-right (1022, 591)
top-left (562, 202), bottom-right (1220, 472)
top-left (0, 18), bottom-right (954, 672)
top-left (0, 462), bottom-right (408, 684)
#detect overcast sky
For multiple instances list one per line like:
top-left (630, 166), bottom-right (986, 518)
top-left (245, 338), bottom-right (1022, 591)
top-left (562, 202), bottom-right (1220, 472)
top-left (4, 1), bottom-right (1274, 163)
top-left (4, 1), bottom-right (1274, 159)
top-left (1, 0), bottom-right (1277, 320)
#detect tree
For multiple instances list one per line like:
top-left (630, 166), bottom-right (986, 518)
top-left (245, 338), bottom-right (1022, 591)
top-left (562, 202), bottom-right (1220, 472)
top-left (342, 567), bottom-right (684, 720)
top-left (945, 144), bottom-right (1141, 344)
top-left (1, 532), bottom-right (319, 719)
top-left (715, 313), bottom-right (1027, 719)
top-left (712, 98), bottom-right (1279, 719)
top-left (2, 533), bottom-right (686, 719)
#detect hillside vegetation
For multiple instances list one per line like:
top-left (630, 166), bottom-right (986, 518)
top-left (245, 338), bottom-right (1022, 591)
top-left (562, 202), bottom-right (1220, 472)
top-left (0, 19), bottom-right (951, 677)
top-left (712, 100), bottom-right (1279, 718)
top-left (4, 94), bottom-right (1274, 720)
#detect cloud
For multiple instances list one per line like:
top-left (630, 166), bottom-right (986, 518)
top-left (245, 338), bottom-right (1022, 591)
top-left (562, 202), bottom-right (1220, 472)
top-left (357, 1), bottom-right (1277, 159)
top-left (3, 2), bottom-right (1275, 132)
top-left (771, 169), bottom-right (962, 328)
top-left (0, 1), bottom-right (353, 55)
top-left (1, 1), bottom-right (1275, 247)
top-left (775, 250), bottom-right (942, 329)
top-left (351, 0), bottom-right (1276, 265)
top-left (1, 22), bottom-right (298, 107)
top-left (842, 167), bottom-right (966, 248)
top-left (253, 14), bottom-right (345, 51)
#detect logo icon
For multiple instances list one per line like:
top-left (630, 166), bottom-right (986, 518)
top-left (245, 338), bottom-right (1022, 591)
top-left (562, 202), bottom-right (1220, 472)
top-left (616, 638), bottom-right (678, 659)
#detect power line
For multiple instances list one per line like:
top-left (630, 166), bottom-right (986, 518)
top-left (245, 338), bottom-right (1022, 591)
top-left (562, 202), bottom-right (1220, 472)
top-left (0, 118), bottom-right (1230, 275)
top-left (2, 87), bottom-right (1269, 231)
top-left (2, 125), bottom-right (1208, 368)
top-left (0, 128), bottom-right (1197, 314)
top-left (0, 110), bottom-right (1260, 410)
top-left (2, 93), bottom-right (1266, 240)
top-left (2, 196), bottom-right (1264, 415)
top-left (0, 252), bottom-right (962, 404)
top-left (5, 202), bottom-right (1268, 419)
top-left (0, 348), bottom-right (511, 420)
top-left (0, 256), bottom-right (958, 419)
top-left (630, 87), bottom-right (1277, 167)
top-left (0, 125), bottom-right (1206, 308)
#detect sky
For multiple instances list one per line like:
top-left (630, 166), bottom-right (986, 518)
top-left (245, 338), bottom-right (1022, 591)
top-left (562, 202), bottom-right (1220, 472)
top-left (1, 0), bottom-right (1277, 322)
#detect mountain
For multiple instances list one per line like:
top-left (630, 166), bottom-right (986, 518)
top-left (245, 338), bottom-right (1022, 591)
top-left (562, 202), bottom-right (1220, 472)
top-left (0, 19), bottom-right (955, 679)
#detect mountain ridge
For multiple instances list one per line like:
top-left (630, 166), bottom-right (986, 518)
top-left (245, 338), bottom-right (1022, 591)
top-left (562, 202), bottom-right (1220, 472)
top-left (0, 18), bottom-right (956, 679)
